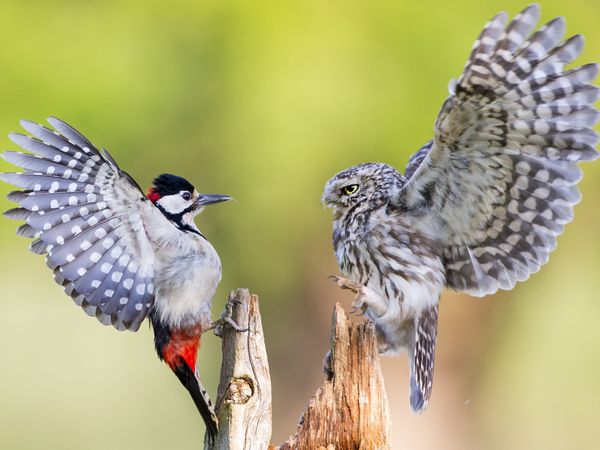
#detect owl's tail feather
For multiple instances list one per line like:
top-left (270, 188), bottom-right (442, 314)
top-left (409, 305), bottom-right (439, 413)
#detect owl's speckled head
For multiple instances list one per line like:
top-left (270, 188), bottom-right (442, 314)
top-left (322, 162), bottom-right (405, 219)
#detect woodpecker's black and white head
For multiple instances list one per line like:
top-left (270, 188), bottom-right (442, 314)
top-left (147, 174), bottom-right (230, 233)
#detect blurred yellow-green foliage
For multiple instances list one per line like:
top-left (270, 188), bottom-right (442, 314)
top-left (0, 1), bottom-right (599, 449)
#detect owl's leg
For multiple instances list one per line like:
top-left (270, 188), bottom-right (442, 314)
top-left (329, 275), bottom-right (387, 317)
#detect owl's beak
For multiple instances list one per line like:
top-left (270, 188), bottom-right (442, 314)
top-left (194, 194), bottom-right (231, 207)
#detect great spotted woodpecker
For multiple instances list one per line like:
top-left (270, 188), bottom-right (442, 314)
top-left (0, 118), bottom-right (230, 440)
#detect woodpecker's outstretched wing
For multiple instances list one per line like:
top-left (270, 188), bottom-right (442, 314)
top-left (1, 118), bottom-right (159, 331)
top-left (398, 4), bottom-right (599, 296)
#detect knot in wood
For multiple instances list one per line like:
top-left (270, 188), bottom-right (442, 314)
top-left (225, 376), bottom-right (254, 405)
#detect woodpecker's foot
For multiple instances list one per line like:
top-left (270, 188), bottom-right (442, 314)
top-left (211, 300), bottom-right (249, 337)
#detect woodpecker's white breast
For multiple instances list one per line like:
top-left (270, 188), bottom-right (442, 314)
top-left (141, 205), bottom-right (222, 331)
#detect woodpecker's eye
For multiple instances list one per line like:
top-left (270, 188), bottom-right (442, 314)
top-left (181, 191), bottom-right (192, 201)
top-left (341, 184), bottom-right (359, 196)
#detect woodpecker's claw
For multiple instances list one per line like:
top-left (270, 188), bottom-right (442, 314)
top-left (211, 299), bottom-right (249, 336)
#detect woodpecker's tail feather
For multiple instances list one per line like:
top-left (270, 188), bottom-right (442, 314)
top-left (149, 311), bottom-right (218, 442)
top-left (172, 362), bottom-right (219, 442)
top-left (409, 305), bottom-right (438, 413)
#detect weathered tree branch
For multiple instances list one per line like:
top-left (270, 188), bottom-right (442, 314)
top-left (206, 289), bottom-right (272, 450)
top-left (206, 289), bottom-right (390, 449)
top-left (276, 303), bottom-right (391, 450)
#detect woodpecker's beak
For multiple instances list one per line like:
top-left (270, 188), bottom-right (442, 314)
top-left (194, 194), bottom-right (231, 206)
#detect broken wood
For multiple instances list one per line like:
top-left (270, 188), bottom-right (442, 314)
top-left (206, 289), bottom-right (272, 450)
top-left (206, 290), bottom-right (390, 450)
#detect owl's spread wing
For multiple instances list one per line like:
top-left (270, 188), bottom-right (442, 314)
top-left (398, 5), bottom-right (599, 296)
top-left (1, 117), bottom-right (161, 331)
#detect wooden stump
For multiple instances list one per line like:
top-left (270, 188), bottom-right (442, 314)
top-left (206, 289), bottom-right (272, 450)
top-left (276, 304), bottom-right (391, 450)
top-left (206, 289), bottom-right (390, 450)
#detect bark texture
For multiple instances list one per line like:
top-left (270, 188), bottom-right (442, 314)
top-left (206, 289), bottom-right (272, 450)
top-left (276, 303), bottom-right (391, 450)
top-left (206, 291), bottom-right (390, 450)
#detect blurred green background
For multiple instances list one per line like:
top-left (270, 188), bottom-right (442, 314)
top-left (0, 1), bottom-right (599, 449)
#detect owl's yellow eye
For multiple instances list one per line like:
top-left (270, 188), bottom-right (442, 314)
top-left (342, 184), bottom-right (359, 195)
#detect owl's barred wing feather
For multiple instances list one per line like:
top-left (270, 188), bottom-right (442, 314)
top-left (400, 4), bottom-right (599, 296)
top-left (1, 118), bottom-right (159, 331)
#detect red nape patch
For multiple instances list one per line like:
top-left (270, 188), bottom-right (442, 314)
top-left (163, 327), bottom-right (202, 371)
top-left (146, 187), bottom-right (161, 204)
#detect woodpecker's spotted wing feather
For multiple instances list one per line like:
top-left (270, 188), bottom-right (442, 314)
top-left (400, 4), bottom-right (599, 296)
top-left (1, 118), bottom-right (159, 331)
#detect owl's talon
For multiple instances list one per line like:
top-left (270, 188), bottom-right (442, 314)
top-left (351, 293), bottom-right (368, 316)
top-left (329, 274), bottom-right (362, 293)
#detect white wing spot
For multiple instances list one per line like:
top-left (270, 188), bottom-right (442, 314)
top-left (524, 197), bottom-right (536, 209)
top-left (95, 228), bottom-right (107, 239)
top-left (123, 278), bottom-right (134, 289)
top-left (110, 246), bottom-right (123, 258)
top-left (119, 297), bottom-right (128, 305)
top-left (71, 225), bottom-right (82, 235)
top-left (100, 263), bottom-right (112, 274)
top-left (80, 240), bottom-right (92, 250)
top-left (509, 220), bottom-right (522, 232)
top-left (90, 252), bottom-right (102, 263)
top-left (111, 272), bottom-right (123, 283)
top-left (537, 170), bottom-right (550, 182)
top-left (533, 119), bottom-right (549, 134)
